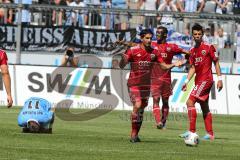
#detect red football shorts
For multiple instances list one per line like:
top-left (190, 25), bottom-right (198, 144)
top-left (128, 86), bottom-right (150, 103)
top-left (189, 81), bottom-right (213, 102)
top-left (151, 80), bottom-right (172, 98)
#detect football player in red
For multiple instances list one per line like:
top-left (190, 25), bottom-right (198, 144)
top-left (0, 49), bottom-right (13, 107)
top-left (151, 26), bottom-right (189, 129)
top-left (119, 29), bottom-right (183, 143)
top-left (180, 23), bottom-right (223, 140)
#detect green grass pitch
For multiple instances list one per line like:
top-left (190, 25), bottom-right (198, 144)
top-left (0, 107), bottom-right (240, 160)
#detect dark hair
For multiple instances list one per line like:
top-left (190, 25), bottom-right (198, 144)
top-left (139, 29), bottom-right (153, 38)
top-left (157, 26), bottom-right (168, 35)
top-left (192, 23), bottom-right (204, 34)
top-left (28, 121), bottom-right (40, 133)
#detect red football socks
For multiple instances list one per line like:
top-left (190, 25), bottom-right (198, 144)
top-left (153, 105), bottom-right (161, 125)
top-left (136, 109), bottom-right (144, 133)
top-left (131, 112), bottom-right (138, 137)
top-left (161, 106), bottom-right (169, 124)
top-left (204, 112), bottom-right (214, 136)
top-left (188, 106), bottom-right (197, 133)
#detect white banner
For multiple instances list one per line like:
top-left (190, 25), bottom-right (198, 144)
top-left (14, 65), bottom-right (123, 110)
top-left (117, 72), bottom-right (228, 114)
top-left (165, 73), bottom-right (227, 114)
top-left (232, 63), bottom-right (240, 74)
top-left (226, 75), bottom-right (240, 114)
top-left (8, 65), bottom-right (240, 115)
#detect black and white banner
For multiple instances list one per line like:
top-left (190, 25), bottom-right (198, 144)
top-left (1, 65), bottom-right (240, 115)
top-left (0, 25), bottom-right (136, 55)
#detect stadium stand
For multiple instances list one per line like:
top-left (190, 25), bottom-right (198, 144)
top-left (0, 1), bottom-right (239, 69)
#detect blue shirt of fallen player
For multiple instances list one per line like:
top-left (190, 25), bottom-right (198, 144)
top-left (18, 97), bottom-right (54, 129)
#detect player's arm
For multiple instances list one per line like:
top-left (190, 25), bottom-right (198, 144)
top-left (0, 64), bottom-right (13, 107)
top-left (210, 45), bottom-right (223, 92)
top-left (172, 45), bottom-right (190, 61)
top-left (182, 49), bottom-right (190, 55)
top-left (116, 40), bottom-right (138, 47)
top-left (119, 54), bottom-right (129, 69)
top-left (119, 48), bottom-right (133, 69)
top-left (213, 60), bottom-right (223, 92)
top-left (156, 51), bottom-right (184, 70)
top-left (106, 40), bottom-right (137, 52)
top-left (186, 65), bottom-right (196, 82)
top-left (159, 60), bottom-right (184, 70)
top-left (182, 64), bottom-right (195, 91)
top-left (173, 44), bottom-right (190, 56)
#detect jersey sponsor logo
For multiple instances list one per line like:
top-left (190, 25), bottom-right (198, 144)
top-left (202, 50), bottom-right (206, 55)
top-left (150, 54), bottom-right (156, 60)
top-left (137, 53), bottom-right (141, 57)
top-left (138, 61), bottom-right (150, 66)
top-left (161, 53), bottom-right (167, 58)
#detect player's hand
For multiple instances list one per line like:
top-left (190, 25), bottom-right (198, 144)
top-left (217, 80), bottom-right (223, 92)
top-left (182, 83), bottom-right (187, 91)
top-left (121, 53), bottom-right (128, 59)
top-left (7, 95), bottom-right (13, 108)
top-left (174, 60), bottom-right (185, 67)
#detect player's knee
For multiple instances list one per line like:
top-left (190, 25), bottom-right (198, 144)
top-left (141, 100), bottom-right (148, 108)
top-left (201, 107), bottom-right (210, 116)
top-left (186, 99), bottom-right (194, 107)
top-left (133, 100), bottom-right (142, 110)
top-left (153, 97), bottom-right (160, 104)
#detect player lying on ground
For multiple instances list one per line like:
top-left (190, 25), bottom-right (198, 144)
top-left (18, 97), bottom-right (55, 134)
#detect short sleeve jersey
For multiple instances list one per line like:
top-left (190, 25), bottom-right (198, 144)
top-left (0, 49), bottom-right (8, 65)
top-left (18, 97), bottom-right (54, 128)
top-left (189, 42), bottom-right (218, 83)
top-left (125, 45), bottom-right (163, 87)
top-left (151, 42), bottom-right (183, 83)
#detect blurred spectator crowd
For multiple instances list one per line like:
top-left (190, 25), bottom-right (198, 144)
top-left (0, 0), bottom-right (240, 62)
top-left (0, 0), bottom-right (239, 28)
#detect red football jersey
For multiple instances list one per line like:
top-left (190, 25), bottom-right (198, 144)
top-left (125, 45), bottom-right (163, 87)
top-left (189, 42), bottom-right (218, 83)
top-left (0, 49), bottom-right (8, 65)
top-left (151, 42), bottom-right (183, 84)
